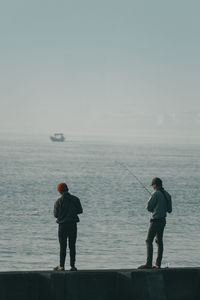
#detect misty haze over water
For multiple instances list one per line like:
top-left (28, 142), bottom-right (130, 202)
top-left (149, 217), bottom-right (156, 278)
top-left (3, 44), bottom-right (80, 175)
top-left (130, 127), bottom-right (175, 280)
top-left (1, 0), bottom-right (200, 271)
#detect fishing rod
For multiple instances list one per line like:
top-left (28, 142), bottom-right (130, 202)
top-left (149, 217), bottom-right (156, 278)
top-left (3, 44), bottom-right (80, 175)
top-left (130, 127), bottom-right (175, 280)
top-left (116, 161), bottom-right (152, 196)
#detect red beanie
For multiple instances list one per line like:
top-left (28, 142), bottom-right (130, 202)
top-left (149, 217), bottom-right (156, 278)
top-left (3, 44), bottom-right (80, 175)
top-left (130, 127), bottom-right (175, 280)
top-left (57, 183), bottom-right (68, 192)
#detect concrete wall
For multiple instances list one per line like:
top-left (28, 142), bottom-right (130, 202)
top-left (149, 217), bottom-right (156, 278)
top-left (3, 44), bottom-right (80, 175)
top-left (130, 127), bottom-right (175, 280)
top-left (0, 268), bottom-right (200, 300)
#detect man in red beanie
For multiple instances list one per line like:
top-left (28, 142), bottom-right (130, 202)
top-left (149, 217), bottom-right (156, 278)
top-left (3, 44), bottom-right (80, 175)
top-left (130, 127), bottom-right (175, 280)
top-left (53, 182), bottom-right (83, 271)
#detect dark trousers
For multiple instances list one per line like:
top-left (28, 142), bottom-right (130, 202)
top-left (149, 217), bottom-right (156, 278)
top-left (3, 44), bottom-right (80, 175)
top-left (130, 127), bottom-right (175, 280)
top-left (58, 223), bottom-right (77, 268)
top-left (146, 218), bottom-right (166, 267)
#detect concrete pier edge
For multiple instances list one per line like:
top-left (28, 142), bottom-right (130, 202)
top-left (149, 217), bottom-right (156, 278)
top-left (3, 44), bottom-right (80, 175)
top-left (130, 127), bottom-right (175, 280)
top-left (0, 267), bottom-right (200, 300)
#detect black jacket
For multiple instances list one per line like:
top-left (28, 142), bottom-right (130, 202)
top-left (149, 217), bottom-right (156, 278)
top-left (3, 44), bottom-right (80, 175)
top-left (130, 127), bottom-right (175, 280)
top-left (54, 192), bottom-right (83, 224)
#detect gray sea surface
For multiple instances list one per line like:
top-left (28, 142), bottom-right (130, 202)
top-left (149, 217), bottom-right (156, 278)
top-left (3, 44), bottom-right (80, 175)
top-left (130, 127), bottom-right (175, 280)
top-left (0, 136), bottom-right (200, 271)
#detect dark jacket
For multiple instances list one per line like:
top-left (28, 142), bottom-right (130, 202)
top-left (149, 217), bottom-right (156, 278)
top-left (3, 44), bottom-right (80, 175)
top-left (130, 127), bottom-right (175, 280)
top-left (54, 192), bottom-right (83, 224)
top-left (146, 188), bottom-right (172, 220)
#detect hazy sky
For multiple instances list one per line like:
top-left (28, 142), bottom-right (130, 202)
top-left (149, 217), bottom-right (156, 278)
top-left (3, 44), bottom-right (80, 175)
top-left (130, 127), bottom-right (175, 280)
top-left (1, 0), bottom-right (200, 140)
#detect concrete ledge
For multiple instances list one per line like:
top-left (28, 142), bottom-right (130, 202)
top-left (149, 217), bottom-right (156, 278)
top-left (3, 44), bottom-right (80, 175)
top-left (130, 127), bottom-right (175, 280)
top-left (0, 271), bottom-right (51, 300)
top-left (0, 268), bottom-right (200, 300)
top-left (51, 271), bottom-right (117, 300)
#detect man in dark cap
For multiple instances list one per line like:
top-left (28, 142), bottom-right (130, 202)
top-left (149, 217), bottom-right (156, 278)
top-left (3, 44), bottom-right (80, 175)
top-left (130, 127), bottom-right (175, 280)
top-left (53, 183), bottom-right (83, 271)
top-left (138, 177), bottom-right (172, 269)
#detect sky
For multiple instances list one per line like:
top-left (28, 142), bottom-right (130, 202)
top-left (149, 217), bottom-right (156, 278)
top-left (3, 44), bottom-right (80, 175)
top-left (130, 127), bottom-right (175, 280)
top-left (0, 0), bottom-right (200, 141)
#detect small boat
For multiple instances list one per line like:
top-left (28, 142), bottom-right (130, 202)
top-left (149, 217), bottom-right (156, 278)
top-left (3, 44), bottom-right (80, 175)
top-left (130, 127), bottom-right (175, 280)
top-left (50, 133), bottom-right (65, 142)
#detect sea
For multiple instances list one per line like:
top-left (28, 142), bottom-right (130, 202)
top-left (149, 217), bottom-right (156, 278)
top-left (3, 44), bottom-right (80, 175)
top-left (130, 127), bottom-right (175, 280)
top-left (0, 136), bottom-right (200, 271)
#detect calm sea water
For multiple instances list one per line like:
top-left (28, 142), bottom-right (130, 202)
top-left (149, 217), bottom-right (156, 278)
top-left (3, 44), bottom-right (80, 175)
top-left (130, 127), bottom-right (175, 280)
top-left (0, 137), bottom-right (200, 271)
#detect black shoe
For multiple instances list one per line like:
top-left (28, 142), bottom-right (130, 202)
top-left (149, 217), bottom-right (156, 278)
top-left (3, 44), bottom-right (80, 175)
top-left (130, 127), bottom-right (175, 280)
top-left (53, 266), bottom-right (65, 271)
top-left (138, 264), bottom-right (152, 269)
top-left (69, 266), bottom-right (77, 271)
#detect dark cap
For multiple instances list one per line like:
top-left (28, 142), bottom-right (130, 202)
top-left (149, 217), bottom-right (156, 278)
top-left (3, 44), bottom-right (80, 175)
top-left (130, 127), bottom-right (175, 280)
top-left (151, 177), bottom-right (162, 187)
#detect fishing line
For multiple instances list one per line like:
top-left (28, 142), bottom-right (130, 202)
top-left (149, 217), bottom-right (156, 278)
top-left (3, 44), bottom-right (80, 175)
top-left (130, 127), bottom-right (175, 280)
top-left (116, 161), bottom-right (152, 196)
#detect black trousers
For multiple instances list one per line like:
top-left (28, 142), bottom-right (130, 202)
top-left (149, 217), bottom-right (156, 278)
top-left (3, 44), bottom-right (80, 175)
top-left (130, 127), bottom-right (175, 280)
top-left (58, 223), bottom-right (77, 268)
top-left (146, 218), bottom-right (166, 267)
